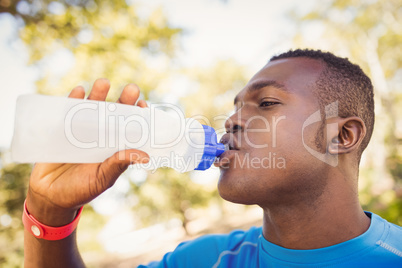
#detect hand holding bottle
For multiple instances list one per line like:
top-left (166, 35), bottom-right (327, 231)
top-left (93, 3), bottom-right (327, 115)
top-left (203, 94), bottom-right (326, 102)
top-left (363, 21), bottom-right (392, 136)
top-left (26, 79), bottom-right (150, 226)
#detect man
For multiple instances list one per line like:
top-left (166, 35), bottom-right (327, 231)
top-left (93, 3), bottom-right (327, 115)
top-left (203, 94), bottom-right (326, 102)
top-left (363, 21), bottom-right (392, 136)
top-left (24, 49), bottom-right (402, 267)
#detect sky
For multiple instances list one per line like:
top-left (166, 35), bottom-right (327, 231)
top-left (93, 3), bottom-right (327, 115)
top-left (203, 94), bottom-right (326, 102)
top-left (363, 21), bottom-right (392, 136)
top-left (0, 14), bottom-right (37, 151)
top-left (0, 0), bottom-right (318, 150)
top-left (144, 0), bottom-right (314, 70)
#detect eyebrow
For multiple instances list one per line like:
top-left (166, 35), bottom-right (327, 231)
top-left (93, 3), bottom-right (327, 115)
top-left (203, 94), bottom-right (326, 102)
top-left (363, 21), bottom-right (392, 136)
top-left (234, 80), bottom-right (289, 105)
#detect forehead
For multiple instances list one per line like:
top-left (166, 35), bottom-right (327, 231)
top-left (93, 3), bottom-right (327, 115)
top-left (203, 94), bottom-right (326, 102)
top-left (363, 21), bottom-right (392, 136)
top-left (235, 57), bottom-right (324, 101)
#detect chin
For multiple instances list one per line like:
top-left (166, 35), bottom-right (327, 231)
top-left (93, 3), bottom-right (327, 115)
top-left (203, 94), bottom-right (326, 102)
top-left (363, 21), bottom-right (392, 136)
top-left (218, 189), bottom-right (257, 205)
top-left (217, 171), bottom-right (259, 206)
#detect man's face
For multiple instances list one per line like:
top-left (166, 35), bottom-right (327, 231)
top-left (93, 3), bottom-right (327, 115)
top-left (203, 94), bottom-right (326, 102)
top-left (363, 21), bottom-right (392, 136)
top-left (216, 57), bottom-right (329, 207)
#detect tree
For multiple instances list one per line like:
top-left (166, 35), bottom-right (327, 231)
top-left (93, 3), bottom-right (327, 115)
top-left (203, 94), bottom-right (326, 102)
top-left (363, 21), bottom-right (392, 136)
top-left (0, 0), bottom-right (182, 98)
top-left (182, 59), bottom-right (249, 132)
top-left (0, 160), bottom-right (31, 267)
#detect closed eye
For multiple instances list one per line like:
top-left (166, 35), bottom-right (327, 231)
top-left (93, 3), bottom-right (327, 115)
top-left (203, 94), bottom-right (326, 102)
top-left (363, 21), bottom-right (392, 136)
top-left (260, 101), bottom-right (279, 107)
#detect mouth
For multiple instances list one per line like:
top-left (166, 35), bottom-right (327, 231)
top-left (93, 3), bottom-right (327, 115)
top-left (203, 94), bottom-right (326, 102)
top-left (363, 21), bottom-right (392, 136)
top-left (214, 133), bottom-right (239, 168)
top-left (227, 143), bottom-right (237, 151)
top-left (221, 133), bottom-right (240, 151)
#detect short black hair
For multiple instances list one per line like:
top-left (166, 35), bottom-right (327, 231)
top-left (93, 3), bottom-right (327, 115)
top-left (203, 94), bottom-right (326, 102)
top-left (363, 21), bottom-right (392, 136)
top-left (270, 49), bottom-right (375, 157)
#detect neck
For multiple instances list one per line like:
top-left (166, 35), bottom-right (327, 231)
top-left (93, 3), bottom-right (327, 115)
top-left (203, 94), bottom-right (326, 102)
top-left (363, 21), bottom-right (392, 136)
top-left (262, 175), bottom-right (370, 249)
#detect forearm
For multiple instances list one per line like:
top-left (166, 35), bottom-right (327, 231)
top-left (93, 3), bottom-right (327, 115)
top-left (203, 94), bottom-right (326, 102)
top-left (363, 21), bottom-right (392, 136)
top-left (24, 230), bottom-right (85, 268)
top-left (24, 192), bottom-right (85, 268)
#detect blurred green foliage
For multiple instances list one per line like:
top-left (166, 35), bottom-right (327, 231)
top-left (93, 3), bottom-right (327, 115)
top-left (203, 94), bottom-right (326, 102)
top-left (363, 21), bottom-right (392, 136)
top-left (128, 168), bottom-right (219, 234)
top-left (0, 161), bottom-right (31, 267)
top-left (1, 0), bottom-right (182, 99)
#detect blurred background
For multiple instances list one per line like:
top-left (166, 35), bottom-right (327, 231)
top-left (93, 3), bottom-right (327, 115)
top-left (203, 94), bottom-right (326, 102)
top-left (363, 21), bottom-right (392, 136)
top-left (0, 0), bottom-right (401, 267)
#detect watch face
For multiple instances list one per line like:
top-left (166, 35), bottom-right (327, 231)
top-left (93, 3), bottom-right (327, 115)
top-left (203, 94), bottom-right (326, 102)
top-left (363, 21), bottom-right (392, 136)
top-left (31, 225), bottom-right (41, 237)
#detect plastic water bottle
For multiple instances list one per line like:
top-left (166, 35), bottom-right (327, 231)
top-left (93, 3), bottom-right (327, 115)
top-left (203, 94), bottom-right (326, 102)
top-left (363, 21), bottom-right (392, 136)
top-left (11, 94), bottom-right (225, 173)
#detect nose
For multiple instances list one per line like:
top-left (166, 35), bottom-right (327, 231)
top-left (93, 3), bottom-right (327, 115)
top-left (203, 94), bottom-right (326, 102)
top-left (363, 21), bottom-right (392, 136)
top-left (224, 111), bottom-right (245, 133)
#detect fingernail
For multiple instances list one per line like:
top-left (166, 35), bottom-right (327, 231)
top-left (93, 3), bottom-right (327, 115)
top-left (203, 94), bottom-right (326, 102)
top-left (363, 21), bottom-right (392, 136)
top-left (141, 158), bottom-right (150, 163)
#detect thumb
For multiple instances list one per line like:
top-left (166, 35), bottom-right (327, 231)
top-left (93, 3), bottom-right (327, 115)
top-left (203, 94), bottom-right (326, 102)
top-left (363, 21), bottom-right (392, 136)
top-left (97, 149), bottom-right (150, 189)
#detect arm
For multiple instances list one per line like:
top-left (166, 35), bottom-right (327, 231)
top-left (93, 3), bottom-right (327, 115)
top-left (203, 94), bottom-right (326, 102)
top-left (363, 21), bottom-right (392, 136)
top-left (24, 192), bottom-right (85, 268)
top-left (24, 79), bottom-right (150, 268)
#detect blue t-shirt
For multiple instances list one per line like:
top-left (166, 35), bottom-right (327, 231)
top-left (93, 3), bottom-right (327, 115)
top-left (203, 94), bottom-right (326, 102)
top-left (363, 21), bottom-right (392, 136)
top-left (139, 212), bottom-right (402, 267)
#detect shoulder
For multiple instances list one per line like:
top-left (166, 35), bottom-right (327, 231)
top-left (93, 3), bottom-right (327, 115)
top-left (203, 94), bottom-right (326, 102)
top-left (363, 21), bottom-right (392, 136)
top-left (387, 220), bottom-right (402, 235)
top-left (371, 212), bottom-right (402, 241)
top-left (378, 215), bottom-right (402, 250)
top-left (369, 213), bottom-right (402, 263)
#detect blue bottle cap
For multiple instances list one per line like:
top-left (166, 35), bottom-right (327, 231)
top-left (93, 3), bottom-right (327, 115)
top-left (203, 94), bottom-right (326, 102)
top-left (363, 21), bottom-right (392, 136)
top-left (194, 125), bottom-right (225, 170)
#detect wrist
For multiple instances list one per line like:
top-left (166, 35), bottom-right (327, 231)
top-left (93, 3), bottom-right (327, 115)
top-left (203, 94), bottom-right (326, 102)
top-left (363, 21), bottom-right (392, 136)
top-left (26, 190), bottom-right (79, 227)
top-left (23, 199), bottom-right (83, 240)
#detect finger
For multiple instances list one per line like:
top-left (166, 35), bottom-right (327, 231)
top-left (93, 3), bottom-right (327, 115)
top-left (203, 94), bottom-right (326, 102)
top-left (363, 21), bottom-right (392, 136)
top-left (87, 78), bottom-right (110, 101)
top-left (116, 149), bottom-right (150, 165)
top-left (137, 100), bottom-right (148, 108)
top-left (97, 149), bottom-right (150, 188)
top-left (68, 86), bottom-right (85, 99)
top-left (117, 83), bottom-right (140, 105)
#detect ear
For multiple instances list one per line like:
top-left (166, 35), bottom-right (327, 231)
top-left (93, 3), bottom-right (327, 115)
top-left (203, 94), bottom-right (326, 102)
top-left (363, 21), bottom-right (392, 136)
top-left (327, 117), bottom-right (366, 155)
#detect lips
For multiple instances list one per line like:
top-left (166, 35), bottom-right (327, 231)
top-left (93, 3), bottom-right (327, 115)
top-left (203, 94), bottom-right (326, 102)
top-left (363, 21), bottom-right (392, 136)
top-left (214, 133), bottom-right (240, 168)
top-left (220, 133), bottom-right (240, 151)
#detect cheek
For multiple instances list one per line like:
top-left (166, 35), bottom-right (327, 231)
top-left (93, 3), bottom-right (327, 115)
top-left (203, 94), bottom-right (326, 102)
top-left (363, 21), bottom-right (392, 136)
top-left (268, 120), bottom-right (303, 152)
top-left (263, 119), bottom-right (320, 170)
top-left (240, 117), bottom-right (289, 150)
top-left (240, 132), bottom-right (272, 150)
top-left (274, 120), bottom-right (327, 172)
